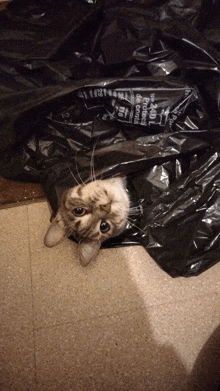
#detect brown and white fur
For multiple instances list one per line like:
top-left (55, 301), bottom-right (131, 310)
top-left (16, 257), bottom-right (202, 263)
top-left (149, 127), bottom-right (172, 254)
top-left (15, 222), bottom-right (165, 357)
top-left (44, 177), bottom-right (130, 266)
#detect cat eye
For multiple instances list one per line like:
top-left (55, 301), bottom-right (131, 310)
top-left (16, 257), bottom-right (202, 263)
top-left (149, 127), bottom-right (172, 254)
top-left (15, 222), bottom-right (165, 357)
top-left (73, 207), bottom-right (85, 216)
top-left (100, 220), bottom-right (110, 233)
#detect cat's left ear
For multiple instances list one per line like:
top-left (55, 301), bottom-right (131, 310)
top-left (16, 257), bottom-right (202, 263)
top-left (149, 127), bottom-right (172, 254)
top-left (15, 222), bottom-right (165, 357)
top-left (78, 240), bottom-right (101, 267)
top-left (44, 217), bottom-right (66, 248)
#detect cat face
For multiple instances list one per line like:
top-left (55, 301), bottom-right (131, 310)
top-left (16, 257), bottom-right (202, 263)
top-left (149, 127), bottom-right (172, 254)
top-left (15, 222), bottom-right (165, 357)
top-left (44, 177), bottom-right (130, 266)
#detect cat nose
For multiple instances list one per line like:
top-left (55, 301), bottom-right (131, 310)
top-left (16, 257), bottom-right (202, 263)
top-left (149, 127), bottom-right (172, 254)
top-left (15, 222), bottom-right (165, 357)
top-left (100, 203), bottom-right (111, 213)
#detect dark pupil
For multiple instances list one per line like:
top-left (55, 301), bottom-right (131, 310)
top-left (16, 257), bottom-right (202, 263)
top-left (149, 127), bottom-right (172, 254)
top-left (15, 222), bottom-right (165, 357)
top-left (100, 220), bottom-right (110, 233)
top-left (74, 207), bottom-right (85, 216)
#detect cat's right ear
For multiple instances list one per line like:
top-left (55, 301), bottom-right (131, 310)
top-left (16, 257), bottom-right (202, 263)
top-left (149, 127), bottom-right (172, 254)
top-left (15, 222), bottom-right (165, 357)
top-left (44, 217), bottom-right (65, 247)
top-left (78, 240), bottom-right (101, 267)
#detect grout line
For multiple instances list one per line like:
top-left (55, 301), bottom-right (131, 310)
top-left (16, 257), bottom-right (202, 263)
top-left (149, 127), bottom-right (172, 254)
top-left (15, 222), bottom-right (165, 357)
top-left (27, 204), bottom-right (38, 390)
top-left (32, 289), bottom-right (220, 333)
top-left (33, 305), bottom-right (146, 332)
top-left (147, 290), bottom-right (220, 308)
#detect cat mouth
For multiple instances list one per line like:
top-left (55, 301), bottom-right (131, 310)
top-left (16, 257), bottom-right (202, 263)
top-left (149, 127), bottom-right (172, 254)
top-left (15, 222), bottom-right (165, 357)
top-left (70, 231), bottom-right (82, 242)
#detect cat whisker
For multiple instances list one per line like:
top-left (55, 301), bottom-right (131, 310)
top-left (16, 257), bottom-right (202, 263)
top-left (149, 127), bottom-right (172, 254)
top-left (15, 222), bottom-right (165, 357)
top-left (130, 199), bottom-right (149, 207)
top-left (75, 158), bottom-right (86, 186)
top-left (130, 205), bottom-right (145, 216)
top-left (112, 201), bottom-right (142, 216)
top-left (129, 206), bottom-right (142, 211)
top-left (127, 218), bottom-right (146, 235)
top-left (66, 162), bottom-right (81, 186)
top-left (90, 142), bottom-right (96, 182)
top-left (129, 211), bottom-right (141, 217)
top-left (90, 136), bottom-right (101, 182)
top-left (100, 172), bottom-right (105, 180)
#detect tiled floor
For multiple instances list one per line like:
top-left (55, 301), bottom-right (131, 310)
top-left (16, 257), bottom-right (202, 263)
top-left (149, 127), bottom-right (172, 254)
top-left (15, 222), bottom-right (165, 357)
top-left (0, 200), bottom-right (220, 391)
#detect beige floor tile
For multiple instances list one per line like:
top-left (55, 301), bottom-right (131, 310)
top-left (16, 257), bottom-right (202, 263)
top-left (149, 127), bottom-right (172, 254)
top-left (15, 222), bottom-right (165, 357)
top-left (35, 308), bottom-right (188, 391)
top-left (35, 296), bottom-right (220, 391)
top-left (148, 293), bottom-right (220, 374)
top-left (0, 329), bottom-right (36, 391)
top-left (1, 201), bottom-right (219, 391)
top-left (28, 202), bottom-right (143, 328)
top-left (0, 206), bottom-right (33, 333)
top-left (125, 245), bottom-right (220, 306)
top-left (28, 201), bottom-right (220, 329)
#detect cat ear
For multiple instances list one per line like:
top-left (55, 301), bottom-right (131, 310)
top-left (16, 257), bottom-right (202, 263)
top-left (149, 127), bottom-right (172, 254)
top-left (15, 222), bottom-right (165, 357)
top-left (78, 240), bottom-right (101, 267)
top-left (44, 218), bottom-right (65, 247)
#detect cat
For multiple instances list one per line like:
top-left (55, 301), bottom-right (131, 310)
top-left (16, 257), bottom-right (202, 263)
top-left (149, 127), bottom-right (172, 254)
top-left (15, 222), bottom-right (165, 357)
top-left (44, 176), bottom-right (130, 266)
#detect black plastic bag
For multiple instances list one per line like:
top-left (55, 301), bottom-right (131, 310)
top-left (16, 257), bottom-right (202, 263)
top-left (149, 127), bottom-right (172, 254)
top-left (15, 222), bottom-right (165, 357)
top-left (1, 0), bottom-right (220, 276)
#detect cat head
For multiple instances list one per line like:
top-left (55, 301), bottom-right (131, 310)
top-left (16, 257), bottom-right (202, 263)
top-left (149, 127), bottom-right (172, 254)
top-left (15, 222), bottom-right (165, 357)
top-left (44, 177), bottom-right (130, 266)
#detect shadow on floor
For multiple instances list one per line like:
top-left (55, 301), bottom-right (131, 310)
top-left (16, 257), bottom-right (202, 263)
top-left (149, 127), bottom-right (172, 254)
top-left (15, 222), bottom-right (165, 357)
top-left (187, 324), bottom-right (220, 391)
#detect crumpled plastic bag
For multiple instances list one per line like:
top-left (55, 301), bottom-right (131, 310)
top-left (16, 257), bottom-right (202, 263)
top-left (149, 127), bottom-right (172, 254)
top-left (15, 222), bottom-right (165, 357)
top-left (1, 0), bottom-right (220, 276)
